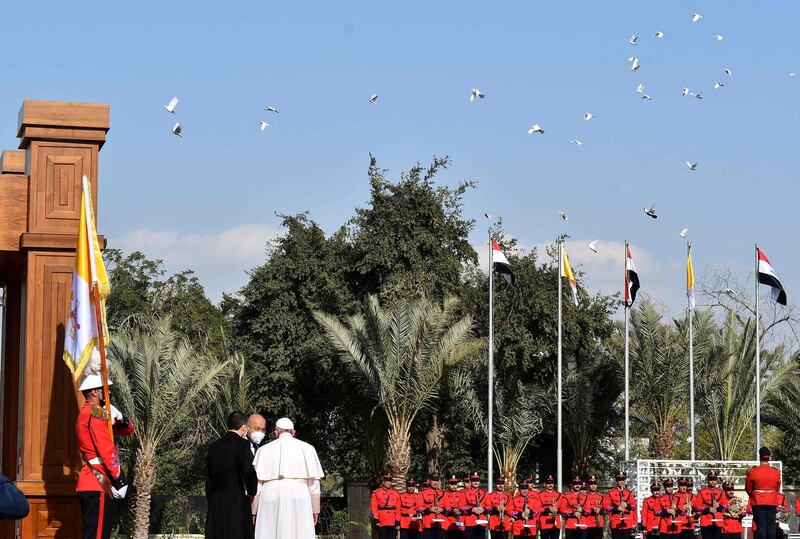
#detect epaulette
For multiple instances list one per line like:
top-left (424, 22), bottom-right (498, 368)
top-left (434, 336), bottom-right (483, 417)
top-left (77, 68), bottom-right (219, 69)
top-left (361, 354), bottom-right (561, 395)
top-left (91, 405), bottom-right (110, 421)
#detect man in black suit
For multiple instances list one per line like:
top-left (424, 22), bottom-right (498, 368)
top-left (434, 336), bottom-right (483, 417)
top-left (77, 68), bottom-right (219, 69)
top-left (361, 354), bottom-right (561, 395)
top-left (205, 411), bottom-right (258, 539)
top-left (246, 414), bottom-right (267, 457)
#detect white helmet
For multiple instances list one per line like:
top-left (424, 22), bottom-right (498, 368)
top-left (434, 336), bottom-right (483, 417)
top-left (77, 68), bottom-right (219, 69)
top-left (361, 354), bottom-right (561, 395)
top-left (78, 373), bottom-right (113, 392)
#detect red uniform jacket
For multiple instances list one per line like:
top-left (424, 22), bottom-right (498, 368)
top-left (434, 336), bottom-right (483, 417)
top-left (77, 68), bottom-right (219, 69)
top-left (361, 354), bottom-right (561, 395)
top-left (508, 492), bottom-right (541, 536)
top-left (371, 487), bottom-right (400, 527)
top-left (583, 491), bottom-right (606, 529)
top-left (604, 488), bottom-right (637, 530)
top-left (397, 491), bottom-right (422, 530)
top-left (483, 491), bottom-right (513, 532)
top-left (677, 492), bottom-right (696, 531)
top-left (459, 487), bottom-right (489, 527)
top-left (440, 490), bottom-right (465, 531)
top-left (559, 491), bottom-right (590, 529)
top-left (419, 487), bottom-right (446, 529)
top-left (538, 489), bottom-right (563, 529)
top-left (642, 495), bottom-right (661, 532)
top-left (694, 487), bottom-right (728, 527)
top-left (745, 464), bottom-right (781, 506)
top-left (658, 492), bottom-right (686, 534)
top-left (795, 496), bottom-right (800, 517)
top-left (76, 401), bottom-right (134, 493)
top-left (722, 495), bottom-right (745, 535)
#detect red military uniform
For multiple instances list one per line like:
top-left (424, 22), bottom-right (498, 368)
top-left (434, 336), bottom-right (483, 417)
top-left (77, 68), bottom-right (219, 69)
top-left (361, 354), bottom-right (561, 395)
top-left (420, 484), bottom-right (447, 531)
top-left (745, 462), bottom-right (781, 507)
top-left (398, 486), bottom-right (423, 532)
top-left (459, 484), bottom-right (489, 528)
top-left (559, 488), bottom-right (590, 530)
top-left (441, 488), bottom-right (465, 532)
top-left (641, 488), bottom-right (663, 536)
top-left (675, 489), bottom-right (696, 534)
top-left (583, 487), bottom-right (606, 535)
top-left (604, 486), bottom-right (638, 530)
top-left (508, 488), bottom-right (541, 537)
top-left (371, 484), bottom-right (401, 527)
top-left (483, 485), bottom-right (513, 534)
top-left (76, 381), bottom-right (135, 539)
top-left (539, 481), bottom-right (563, 539)
top-left (694, 484), bottom-right (728, 528)
top-left (659, 490), bottom-right (686, 535)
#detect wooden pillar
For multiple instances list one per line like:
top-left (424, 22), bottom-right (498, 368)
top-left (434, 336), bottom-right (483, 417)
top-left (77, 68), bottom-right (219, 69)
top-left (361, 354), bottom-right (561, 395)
top-left (0, 100), bottom-right (109, 539)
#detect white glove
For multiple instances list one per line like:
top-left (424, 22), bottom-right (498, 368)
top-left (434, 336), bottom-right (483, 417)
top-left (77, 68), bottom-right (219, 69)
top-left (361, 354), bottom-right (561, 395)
top-left (111, 484), bottom-right (128, 499)
top-left (109, 404), bottom-right (123, 423)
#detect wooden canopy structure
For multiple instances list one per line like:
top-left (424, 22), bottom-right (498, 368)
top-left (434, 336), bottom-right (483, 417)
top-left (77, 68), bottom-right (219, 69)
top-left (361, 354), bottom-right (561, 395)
top-left (0, 99), bottom-right (110, 538)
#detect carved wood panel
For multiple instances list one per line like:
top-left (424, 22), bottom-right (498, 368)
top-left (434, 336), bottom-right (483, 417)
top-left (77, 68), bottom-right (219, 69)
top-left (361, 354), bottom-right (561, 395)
top-left (20, 252), bottom-right (80, 486)
top-left (20, 497), bottom-right (81, 538)
top-left (27, 142), bottom-right (97, 235)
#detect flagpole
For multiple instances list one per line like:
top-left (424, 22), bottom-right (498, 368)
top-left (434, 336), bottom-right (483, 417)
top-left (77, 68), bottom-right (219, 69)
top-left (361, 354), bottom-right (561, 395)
top-left (688, 241), bottom-right (695, 461)
top-left (557, 240), bottom-right (563, 495)
top-left (82, 176), bottom-right (113, 438)
top-left (755, 243), bottom-right (761, 459)
top-left (624, 240), bottom-right (630, 462)
top-left (488, 234), bottom-right (494, 491)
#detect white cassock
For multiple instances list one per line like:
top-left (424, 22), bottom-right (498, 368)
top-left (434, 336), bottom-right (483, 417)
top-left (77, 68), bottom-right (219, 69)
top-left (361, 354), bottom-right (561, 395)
top-left (252, 433), bottom-right (324, 539)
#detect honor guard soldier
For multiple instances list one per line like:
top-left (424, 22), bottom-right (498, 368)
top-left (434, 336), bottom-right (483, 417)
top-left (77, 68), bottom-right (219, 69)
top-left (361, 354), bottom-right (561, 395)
top-left (421, 473), bottom-right (447, 539)
top-left (658, 478), bottom-right (683, 539)
top-left (560, 477), bottom-right (589, 539)
top-left (372, 474), bottom-right (401, 539)
top-left (745, 447), bottom-right (781, 539)
top-left (583, 475), bottom-right (605, 539)
top-left (509, 478), bottom-right (541, 538)
top-left (539, 474), bottom-right (563, 539)
top-left (775, 493), bottom-right (789, 539)
top-left (604, 472), bottom-right (637, 539)
top-left (676, 478), bottom-right (696, 539)
top-left (399, 479), bottom-right (423, 539)
top-left (459, 472), bottom-right (488, 539)
top-left (76, 372), bottom-right (134, 539)
top-left (483, 476), bottom-right (513, 539)
top-left (641, 482), bottom-right (662, 539)
top-left (721, 481), bottom-right (744, 539)
top-left (441, 475), bottom-right (465, 536)
top-left (694, 471), bottom-right (728, 539)
top-left (795, 496), bottom-right (800, 532)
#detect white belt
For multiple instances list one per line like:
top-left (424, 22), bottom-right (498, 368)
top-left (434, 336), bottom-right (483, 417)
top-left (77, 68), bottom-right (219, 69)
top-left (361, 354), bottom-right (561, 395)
top-left (88, 457), bottom-right (103, 465)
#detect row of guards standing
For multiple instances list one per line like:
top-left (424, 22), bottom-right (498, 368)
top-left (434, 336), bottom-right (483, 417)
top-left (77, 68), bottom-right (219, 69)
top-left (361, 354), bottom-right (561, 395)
top-left (371, 471), bottom-right (638, 539)
top-left (371, 470), bottom-right (800, 539)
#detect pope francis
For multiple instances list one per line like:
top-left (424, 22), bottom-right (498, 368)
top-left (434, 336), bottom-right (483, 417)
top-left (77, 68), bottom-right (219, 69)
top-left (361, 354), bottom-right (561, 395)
top-left (252, 417), bottom-right (325, 539)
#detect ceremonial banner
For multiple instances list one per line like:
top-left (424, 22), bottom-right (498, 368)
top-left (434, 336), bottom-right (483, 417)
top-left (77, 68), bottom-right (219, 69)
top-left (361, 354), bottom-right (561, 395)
top-left (561, 247), bottom-right (578, 306)
top-left (757, 247), bottom-right (787, 306)
top-left (624, 244), bottom-right (640, 307)
top-left (63, 176), bottom-right (110, 380)
top-left (491, 240), bottom-right (515, 285)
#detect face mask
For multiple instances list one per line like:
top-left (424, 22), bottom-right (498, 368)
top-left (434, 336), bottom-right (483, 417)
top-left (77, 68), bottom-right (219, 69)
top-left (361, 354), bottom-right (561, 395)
top-left (250, 431), bottom-right (265, 445)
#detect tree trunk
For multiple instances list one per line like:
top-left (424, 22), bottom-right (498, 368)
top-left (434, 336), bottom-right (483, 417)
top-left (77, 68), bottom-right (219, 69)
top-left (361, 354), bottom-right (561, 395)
top-left (499, 449), bottom-right (518, 489)
top-left (425, 415), bottom-right (445, 475)
top-left (132, 445), bottom-right (157, 539)
top-left (651, 420), bottom-right (676, 459)
top-left (387, 420), bottom-right (411, 491)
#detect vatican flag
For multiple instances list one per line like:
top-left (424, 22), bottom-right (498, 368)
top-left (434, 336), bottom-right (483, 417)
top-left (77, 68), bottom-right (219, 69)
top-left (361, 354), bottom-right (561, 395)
top-left (687, 243), bottom-right (696, 310)
top-left (63, 176), bottom-right (110, 380)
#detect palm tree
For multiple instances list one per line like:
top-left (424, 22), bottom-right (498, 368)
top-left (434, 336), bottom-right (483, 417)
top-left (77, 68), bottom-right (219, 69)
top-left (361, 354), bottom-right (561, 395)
top-left (696, 312), bottom-right (797, 460)
top-left (108, 317), bottom-right (230, 539)
top-left (629, 300), bottom-right (690, 458)
top-left (314, 295), bottom-right (480, 486)
top-left (451, 368), bottom-right (543, 487)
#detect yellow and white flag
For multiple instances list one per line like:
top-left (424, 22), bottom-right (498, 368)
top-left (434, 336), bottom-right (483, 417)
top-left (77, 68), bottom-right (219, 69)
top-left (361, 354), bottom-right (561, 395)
top-left (561, 247), bottom-right (578, 306)
top-left (687, 245), bottom-right (696, 310)
top-left (63, 176), bottom-right (110, 380)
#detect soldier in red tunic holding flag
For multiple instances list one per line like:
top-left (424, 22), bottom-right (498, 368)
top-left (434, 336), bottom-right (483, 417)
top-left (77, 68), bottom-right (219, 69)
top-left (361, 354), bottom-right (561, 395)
top-left (76, 368), bottom-right (134, 539)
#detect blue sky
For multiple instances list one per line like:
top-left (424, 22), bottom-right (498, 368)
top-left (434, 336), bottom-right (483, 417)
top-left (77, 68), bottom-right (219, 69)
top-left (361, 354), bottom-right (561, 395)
top-left (2, 1), bottom-right (798, 314)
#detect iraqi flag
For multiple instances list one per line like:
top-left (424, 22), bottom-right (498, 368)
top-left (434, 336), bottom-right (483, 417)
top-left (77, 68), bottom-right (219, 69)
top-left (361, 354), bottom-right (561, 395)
top-left (757, 247), bottom-right (787, 306)
top-left (491, 240), bottom-right (515, 285)
top-left (624, 244), bottom-right (640, 307)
